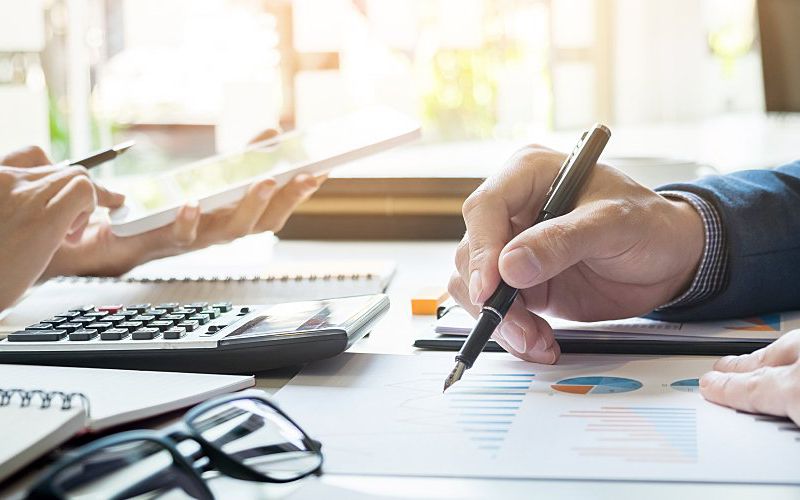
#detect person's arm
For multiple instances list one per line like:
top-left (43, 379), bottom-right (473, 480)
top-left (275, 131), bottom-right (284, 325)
top-left (651, 160), bottom-right (800, 321)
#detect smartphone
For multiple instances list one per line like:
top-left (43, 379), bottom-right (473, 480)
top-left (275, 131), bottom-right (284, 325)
top-left (108, 107), bottom-right (421, 236)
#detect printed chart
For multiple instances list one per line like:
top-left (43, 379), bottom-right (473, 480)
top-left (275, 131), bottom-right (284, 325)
top-left (551, 376), bottom-right (643, 395)
top-left (670, 378), bottom-right (700, 393)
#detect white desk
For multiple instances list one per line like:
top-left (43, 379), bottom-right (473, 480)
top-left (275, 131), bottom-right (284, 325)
top-left (208, 239), bottom-right (800, 499)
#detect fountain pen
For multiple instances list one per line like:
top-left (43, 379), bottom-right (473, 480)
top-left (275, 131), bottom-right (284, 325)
top-left (443, 123), bottom-right (611, 392)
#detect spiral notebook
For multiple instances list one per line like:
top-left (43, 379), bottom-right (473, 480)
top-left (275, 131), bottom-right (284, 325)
top-left (0, 364), bottom-right (253, 482)
top-left (0, 260), bottom-right (395, 334)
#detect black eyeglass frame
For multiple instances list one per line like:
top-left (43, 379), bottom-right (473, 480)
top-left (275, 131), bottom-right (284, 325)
top-left (26, 393), bottom-right (323, 500)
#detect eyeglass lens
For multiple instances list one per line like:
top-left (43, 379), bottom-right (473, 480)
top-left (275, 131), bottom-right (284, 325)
top-left (48, 439), bottom-right (205, 500)
top-left (188, 398), bottom-right (321, 481)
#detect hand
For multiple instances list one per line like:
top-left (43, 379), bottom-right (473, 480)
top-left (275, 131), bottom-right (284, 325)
top-left (700, 330), bottom-right (800, 425)
top-left (44, 129), bottom-right (325, 277)
top-left (448, 145), bottom-right (706, 364)
top-left (0, 146), bottom-right (124, 310)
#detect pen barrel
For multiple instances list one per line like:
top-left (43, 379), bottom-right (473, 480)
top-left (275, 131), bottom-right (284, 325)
top-left (456, 310), bottom-right (502, 369)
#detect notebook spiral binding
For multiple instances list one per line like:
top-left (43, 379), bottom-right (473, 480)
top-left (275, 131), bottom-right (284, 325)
top-left (0, 388), bottom-right (91, 416)
top-left (53, 273), bottom-right (375, 284)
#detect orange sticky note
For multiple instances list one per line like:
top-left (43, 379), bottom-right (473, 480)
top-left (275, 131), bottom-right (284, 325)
top-left (411, 287), bottom-right (449, 315)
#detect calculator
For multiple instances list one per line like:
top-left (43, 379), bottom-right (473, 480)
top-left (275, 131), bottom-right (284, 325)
top-left (0, 295), bottom-right (389, 374)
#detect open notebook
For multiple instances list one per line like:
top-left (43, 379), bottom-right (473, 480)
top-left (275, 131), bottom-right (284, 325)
top-left (0, 260), bottom-right (395, 334)
top-left (0, 364), bottom-right (253, 482)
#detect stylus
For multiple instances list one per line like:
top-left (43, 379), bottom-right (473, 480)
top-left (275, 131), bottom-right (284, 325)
top-left (443, 124), bottom-right (611, 392)
top-left (61, 140), bottom-right (135, 169)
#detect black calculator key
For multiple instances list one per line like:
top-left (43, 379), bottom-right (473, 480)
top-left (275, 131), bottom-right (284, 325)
top-left (116, 310), bottom-right (139, 319)
top-left (163, 327), bottom-right (186, 340)
top-left (26, 323), bottom-right (57, 331)
top-left (8, 329), bottom-right (67, 342)
top-left (42, 317), bottom-right (68, 326)
top-left (69, 329), bottom-right (99, 341)
top-left (72, 317), bottom-right (95, 326)
top-left (201, 308), bottom-right (220, 320)
top-left (100, 328), bottom-right (129, 341)
top-left (238, 307), bottom-right (251, 315)
top-left (207, 324), bottom-right (230, 333)
top-left (84, 311), bottom-right (108, 319)
top-left (55, 310), bottom-right (81, 319)
top-left (161, 314), bottom-right (183, 323)
top-left (156, 303), bottom-right (179, 313)
top-left (185, 302), bottom-right (208, 312)
top-left (127, 304), bottom-right (151, 313)
top-left (132, 315), bottom-right (156, 323)
top-left (132, 328), bottom-right (159, 340)
top-left (212, 302), bottom-right (233, 313)
top-left (147, 309), bottom-right (168, 318)
top-left (103, 315), bottom-right (126, 325)
top-left (148, 321), bottom-right (173, 332)
top-left (58, 323), bottom-right (82, 333)
top-left (88, 322), bottom-right (113, 332)
top-left (117, 321), bottom-right (144, 333)
top-left (69, 305), bottom-right (95, 314)
top-left (177, 320), bottom-right (199, 332)
top-left (173, 308), bottom-right (194, 317)
top-left (189, 314), bottom-right (211, 325)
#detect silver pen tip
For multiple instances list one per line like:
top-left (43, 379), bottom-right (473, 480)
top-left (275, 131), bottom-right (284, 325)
top-left (443, 361), bottom-right (466, 393)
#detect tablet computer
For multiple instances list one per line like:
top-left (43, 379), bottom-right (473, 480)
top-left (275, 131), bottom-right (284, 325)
top-left (108, 107), bottom-right (420, 236)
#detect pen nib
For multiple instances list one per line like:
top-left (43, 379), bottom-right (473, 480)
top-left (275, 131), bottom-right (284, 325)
top-left (443, 361), bottom-right (466, 393)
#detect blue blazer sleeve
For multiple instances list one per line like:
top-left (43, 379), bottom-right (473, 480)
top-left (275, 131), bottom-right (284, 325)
top-left (649, 160), bottom-right (800, 322)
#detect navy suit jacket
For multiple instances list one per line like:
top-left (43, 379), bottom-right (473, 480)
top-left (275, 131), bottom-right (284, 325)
top-left (650, 160), bottom-right (800, 322)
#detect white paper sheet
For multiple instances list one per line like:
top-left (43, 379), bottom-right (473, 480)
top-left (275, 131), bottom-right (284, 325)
top-left (275, 353), bottom-right (800, 484)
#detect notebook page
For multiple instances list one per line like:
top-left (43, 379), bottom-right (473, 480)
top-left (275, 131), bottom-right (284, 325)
top-left (0, 364), bottom-right (253, 431)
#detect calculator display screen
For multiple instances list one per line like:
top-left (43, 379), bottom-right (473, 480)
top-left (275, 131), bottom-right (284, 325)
top-left (224, 297), bottom-right (367, 338)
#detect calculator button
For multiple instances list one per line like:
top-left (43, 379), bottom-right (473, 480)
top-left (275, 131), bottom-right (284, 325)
top-left (69, 305), bottom-right (95, 314)
top-left (26, 323), bottom-right (56, 331)
top-left (8, 330), bottom-right (68, 342)
top-left (58, 323), bottom-right (82, 333)
top-left (177, 320), bottom-right (199, 332)
top-left (173, 308), bottom-right (194, 316)
top-left (127, 304), bottom-right (151, 313)
top-left (97, 305), bottom-right (123, 314)
top-left (185, 302), bottom-right (208, 312)
top-left (147, 309), bottom-right (168, 318)
top-left (117, 321), bottom-right (144, 333)
top-left (41, 317), bottom-right (68, 326)
top-left (132, 315), bottom-right (156, 323)
top-left (72, 317), bottom-right (95, 326)
top-left (88, 322), bottom-right (113, 332)
top-left (238, 307), bottom-right (251, 315)
top-left (212, 302), bottom-right (233, 313)
top-left (156, 303), bottom-right (179, 313)
top-left (100, 328), bottom-right (129, 341)
top-left (131, 328), bottom-right (159, 340)
top-left (55, 311), bottom-right (81, 319)
top-left (103, 315), bottom-right (126, 325)
top-left (116, 310), bottom-right (139, 319)
top-left (201, 308), bottom-right (220, 320)
top-left (84, 311), bottom-right (108, 319)
top-left (188, 314), bottom-right (211, 325)
top-left (207, 324), bottom-right (231, 333)
top-left (148, 321), bottom-right (173, 332)
top-left (69, 329), bottom-right (99, 341)
top-left (160, 314), bottom-right (183, 323)
top-left (163, 327), bottom-right (186, 340)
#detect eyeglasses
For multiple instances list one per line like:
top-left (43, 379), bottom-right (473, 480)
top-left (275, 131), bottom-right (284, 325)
top-left (26, 392), bottom-right (323, 500)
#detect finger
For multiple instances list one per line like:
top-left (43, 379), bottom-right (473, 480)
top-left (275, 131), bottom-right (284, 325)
top-left (498, 203), bottom-right (634, 289)
top-left (94, 183), bottom-right (126, 209)
top-left (171, 203), bottom-right (201, 246)
top-left (1, 145), bottom-right (52, 167)
top-left (225, 179), bottom-right (278, 239)
top-left (714, 330), bottom-right (800, 373)
top-left (248, 128), bottom-right (280, 145)
top-left (495, 300), bottom-right (560, 364)
top-left (447, 271), bottom-right (481, 317)
top-left (255, 174), bottom-right (319, 233)
top-left (454, 236), bottom-right (470, 284)
top-left (45, 176), bottom-right (97, 234)
top-left (34, 166), bottom-right (94, 201)
top-left (700, 367), bottom-right (790, 417)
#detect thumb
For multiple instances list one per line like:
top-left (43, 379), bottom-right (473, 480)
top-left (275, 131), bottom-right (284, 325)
top-left (498, 205), bottom-right (624, 289)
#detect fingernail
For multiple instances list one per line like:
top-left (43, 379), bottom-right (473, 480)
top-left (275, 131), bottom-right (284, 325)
top-left (259, 182), bottom-right (275, 200)
top-left (501, 247), bottom-right (541, 286)
top-left (536, 334), bottom-right (551, 352)
top-left (469, 271), bottom-right (483, 304)
top-left (500, 321), bottom-right (526, 354)
top-left (183, 203), bottom-right (199, 220)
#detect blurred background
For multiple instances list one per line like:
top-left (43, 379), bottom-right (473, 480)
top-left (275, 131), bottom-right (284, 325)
top-left (0, 0), bottom-right (765, 163)
top-left (1, 0), bottom-right (796, 238)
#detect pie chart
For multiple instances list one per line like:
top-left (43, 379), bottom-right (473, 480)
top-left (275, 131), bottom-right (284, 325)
top-left (670, 378), bottom-right (700, 393)
top-left (551, 376), bottom-right (642, 395)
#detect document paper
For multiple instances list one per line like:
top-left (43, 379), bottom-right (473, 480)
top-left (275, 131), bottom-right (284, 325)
top-left (275, 353), bottom-right (800, 484)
